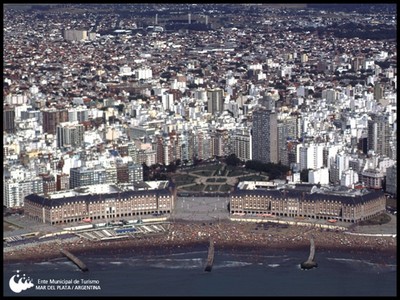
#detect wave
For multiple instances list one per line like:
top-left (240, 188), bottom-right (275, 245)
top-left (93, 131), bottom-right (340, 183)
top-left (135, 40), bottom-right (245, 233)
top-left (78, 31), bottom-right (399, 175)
top-left (48, 257), bottom-right (65, 262)
top-left (92, 257), bottom-right (139, 263)
top-left (57, 261), bottom-right (76, 266)
top-left (34, 261), bottom-right (53, 266)
top-left (213, 261), bottom-right (253, 269)
top-left (93, 252), bottom-right (289, 270)
top-left (327, 257), bottom-right (396, 272)
top-left (228, 253), bottom-right (288, 259)
top-left (327, 257), bottom-right (382, 266)
top-left (149, 258), bottom-right (204, 269)
top-left (143, 258), bottom-right (254, 270)
top-left (282, 257), bottom-right (294, 262)
top-left (160, 251), bottom-right (207, 257)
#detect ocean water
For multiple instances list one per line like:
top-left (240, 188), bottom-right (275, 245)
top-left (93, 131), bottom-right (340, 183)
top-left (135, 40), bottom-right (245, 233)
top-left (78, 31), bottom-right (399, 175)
top-left (3, 248), bottom-right (396, 297)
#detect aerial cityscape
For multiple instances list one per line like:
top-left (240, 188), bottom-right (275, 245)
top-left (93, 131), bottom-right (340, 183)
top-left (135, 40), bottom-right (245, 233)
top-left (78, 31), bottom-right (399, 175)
top-left (3, 3), bottom-right (397, 297)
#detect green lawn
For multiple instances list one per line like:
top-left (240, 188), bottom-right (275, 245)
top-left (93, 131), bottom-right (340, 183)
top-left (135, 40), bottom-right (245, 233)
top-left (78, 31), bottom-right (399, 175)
top-left (219, 184), bottom-right (233, 192)
top-left (175, 164), bottom-right (269, 193)
top-left (227, 169), bottom-right (249, 177)
top-left (205, 185), bottom-right (220, 192)
top-left (192, 165), bottom-right (220, 171)
top-left (192, 170), bottom-right (214, 177)
top-left (173, 174), bottom-right (197, 186)
top-left (238, 175), bottom-right (266, 181)
top-left (358, 212), bottom-right (392, 226)
top-left (182, 184), bottom-right (205, 191)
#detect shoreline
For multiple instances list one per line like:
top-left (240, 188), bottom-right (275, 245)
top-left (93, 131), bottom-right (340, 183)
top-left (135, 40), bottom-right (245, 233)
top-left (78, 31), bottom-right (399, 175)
top-left (3, 220), bottom-right (397, 264)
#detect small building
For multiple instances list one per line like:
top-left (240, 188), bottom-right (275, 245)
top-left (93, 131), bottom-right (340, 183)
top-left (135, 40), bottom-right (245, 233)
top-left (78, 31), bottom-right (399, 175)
top-left (360, 169), bottom-right (384, 190)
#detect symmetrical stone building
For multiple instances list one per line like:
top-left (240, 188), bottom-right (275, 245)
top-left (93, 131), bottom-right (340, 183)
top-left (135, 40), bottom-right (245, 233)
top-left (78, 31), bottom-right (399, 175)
top-left (24, 182), bottom-right (174, 224)
top-left (230, 185), bottom-right (386, 223)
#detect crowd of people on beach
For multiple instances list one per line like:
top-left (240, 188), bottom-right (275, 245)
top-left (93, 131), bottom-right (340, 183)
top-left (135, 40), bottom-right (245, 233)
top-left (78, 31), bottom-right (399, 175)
top-left (4, 220), bottom-right (396, 264)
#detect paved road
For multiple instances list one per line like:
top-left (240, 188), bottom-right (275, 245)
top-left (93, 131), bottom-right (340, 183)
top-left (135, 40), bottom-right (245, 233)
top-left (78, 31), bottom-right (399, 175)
top-left (349, 213), bottom-right (397, 235)
top-left (4, 215), bottom-right (61, 237)
top-left (172, 196), bottom-right (230, 221)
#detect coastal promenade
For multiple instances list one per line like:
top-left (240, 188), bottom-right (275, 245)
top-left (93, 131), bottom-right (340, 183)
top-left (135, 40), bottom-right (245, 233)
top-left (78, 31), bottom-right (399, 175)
top-left (4, 196), bottom-right (396, 264)
top-left (3, 213), bottom-right (396, 264)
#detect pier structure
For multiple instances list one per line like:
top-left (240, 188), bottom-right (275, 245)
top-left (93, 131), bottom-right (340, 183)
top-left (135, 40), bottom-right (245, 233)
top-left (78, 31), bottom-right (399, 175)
top-left (60, 248), bottom-right (89, 272)
top-left (300, 235), bottom-right (318, 270)
top-left (204, 238), bottom-right (215, 272)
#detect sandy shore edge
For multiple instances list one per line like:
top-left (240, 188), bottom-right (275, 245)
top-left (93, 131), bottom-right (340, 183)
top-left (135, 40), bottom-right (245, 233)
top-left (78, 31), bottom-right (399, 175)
top-left (4, 220), bottom-right (397, 264)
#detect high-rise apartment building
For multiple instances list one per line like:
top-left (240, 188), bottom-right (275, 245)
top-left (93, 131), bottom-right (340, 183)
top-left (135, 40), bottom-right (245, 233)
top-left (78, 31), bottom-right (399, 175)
top-left (56, 173), bottom-right (70, 191)
top-left (210, 129), bottom-right (229, 158)
top-left (42, 175), bottom-right (57, 195)
top-left (3, 180), bottom-right (20, 208)
top-left (69, 167), bottom-right (107, 189)
top-left (42, 108), bottom-right (68, 135)
top-left (374, 82), bottom-right (384, 101)
top-left (154, 134), bottom-right (165, 165)
top-left (385, 164), bottom-right (397, 196)
top-left (105, 164), bottom-right (117, 184)
top-left (368, 114), bottom-right (390, 157)
top-left (3, 177), bottom-right (43, 208)
top-left (296, 143), bottom-right (325, 171)
top-left (251, 108), bottom-right (278, 164)
top-left (63, 29), bottom-right (88, 41)
top-left (207, 88), bottom-right (224, 115)
top-left (56, 121), bottom-right (85, 148)
top-left (231, 128), bottom-right (252, 161)
top-left (169, 131), bottom-right (181, 164)
top-left (68, 106), bottom-right (89, 123)
top-left (277, 116), bottom-right (298, 166)
top-left (4, 106), bottom-right (16, 134)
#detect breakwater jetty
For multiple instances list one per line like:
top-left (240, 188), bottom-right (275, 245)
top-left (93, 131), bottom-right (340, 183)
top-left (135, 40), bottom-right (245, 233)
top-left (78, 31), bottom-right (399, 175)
top-left (204, 238), bottom-right (215, 272)
top-left (300, 236), bottom-right (318, 270)
top-left (60, 248), bottom-right (88, 272)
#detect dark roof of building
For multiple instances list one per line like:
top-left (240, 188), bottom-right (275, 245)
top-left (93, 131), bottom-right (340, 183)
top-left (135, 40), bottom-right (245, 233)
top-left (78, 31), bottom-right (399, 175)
top-left (230, 189), bottom-right (384, 205)
top-left (25, 189), bottom-right (171, 208)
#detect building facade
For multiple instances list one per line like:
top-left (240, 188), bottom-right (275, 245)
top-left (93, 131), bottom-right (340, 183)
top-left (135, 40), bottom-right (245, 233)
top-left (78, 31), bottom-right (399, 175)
top-left (4, 106), bottom-right (16, 134)
top-left (231, 128), bottom-right (252, 161)
top-left (385, 164), bottom-right (397, 196)
top-left (63, 29), bottom-right (88, 41)
top-left (24, 183), bottom-right (174, 225)
top-left (360, 169), bottom-right (385, 190)
top-left (42, 108), bottom-right (68, 135)
top-left (368, 114), bottom-right (391, 157)
top-left (56, 121), bottom-right (85, 148)
top-left (230, 186), bottom-right (385, 223)
top-left (69, 166), bottom-right (107, 189)
top-left (207, 88), bottom-right (224, 115)
top-left (251, 108), bottom-right (278, 164)
top-left (4, 177), bottom-right (44, 208)
top-left (56, 173), bottom-right (70, 191)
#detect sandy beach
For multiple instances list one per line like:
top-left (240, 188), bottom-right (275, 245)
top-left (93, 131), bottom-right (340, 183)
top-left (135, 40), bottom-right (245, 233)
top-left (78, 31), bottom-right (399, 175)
top-left (3, 220), bottom-right (397, 264)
